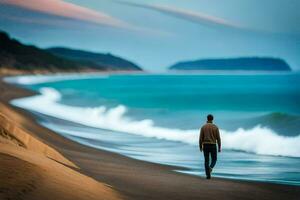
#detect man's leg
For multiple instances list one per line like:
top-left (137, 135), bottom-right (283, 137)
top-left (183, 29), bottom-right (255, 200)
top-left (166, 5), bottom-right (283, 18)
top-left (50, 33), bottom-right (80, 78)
top-left (210, 145), bottom-right (217, 169)
top-left (203, 145), bottom-right (210, 178)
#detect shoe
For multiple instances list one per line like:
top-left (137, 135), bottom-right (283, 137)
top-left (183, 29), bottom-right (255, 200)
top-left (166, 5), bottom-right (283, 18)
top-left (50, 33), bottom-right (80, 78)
top-left (206, 176), bottom-right (211, 179)
top-left (209, 167), bottom-right (213, 174)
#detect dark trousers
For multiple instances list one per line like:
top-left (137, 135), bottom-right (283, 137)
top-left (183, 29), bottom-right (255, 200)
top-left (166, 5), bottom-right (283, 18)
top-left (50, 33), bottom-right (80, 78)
top-left (203, 144), bottom-right (217, 178)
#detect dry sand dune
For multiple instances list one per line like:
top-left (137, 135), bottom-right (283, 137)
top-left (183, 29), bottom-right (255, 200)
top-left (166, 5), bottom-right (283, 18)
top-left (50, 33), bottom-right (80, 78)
top-left (0, 106), bottom-right (123, 200)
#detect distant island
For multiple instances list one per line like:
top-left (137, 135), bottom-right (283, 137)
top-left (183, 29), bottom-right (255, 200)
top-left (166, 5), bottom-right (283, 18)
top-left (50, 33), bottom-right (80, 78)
top-left (0, 31), bottom-right (142, 75)
top-left (169, 57), bottom-right (291, 71)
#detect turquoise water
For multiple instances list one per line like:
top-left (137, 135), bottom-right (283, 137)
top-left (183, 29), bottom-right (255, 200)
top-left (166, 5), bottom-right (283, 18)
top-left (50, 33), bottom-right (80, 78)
top-left (7, 73), bottom-right (300, 185)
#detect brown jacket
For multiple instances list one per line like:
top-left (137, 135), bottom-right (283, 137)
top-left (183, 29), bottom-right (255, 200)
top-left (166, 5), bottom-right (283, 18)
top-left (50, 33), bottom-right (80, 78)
top-left (199, 122), bottom-right (221, 150)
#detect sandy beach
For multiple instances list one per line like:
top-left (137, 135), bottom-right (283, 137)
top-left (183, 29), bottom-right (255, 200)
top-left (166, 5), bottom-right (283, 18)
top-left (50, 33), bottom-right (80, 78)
top-left (0, 78), bottom-right (299, 200)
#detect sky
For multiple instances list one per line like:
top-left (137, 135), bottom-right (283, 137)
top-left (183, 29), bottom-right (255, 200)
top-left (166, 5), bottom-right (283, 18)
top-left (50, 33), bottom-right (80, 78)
top-left (0, 0), bottom-right (300, 71)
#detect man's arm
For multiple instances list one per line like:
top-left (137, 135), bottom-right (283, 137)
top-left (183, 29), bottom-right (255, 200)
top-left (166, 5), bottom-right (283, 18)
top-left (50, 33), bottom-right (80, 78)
top-left (216, 128), bottom-right (221, 152)
top-left (199, 127), bottom-right (204, 152)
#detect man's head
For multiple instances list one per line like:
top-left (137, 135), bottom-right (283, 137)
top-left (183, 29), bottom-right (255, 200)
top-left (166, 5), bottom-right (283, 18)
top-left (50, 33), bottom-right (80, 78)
top-left (207, 114), bottom-right (214, 122)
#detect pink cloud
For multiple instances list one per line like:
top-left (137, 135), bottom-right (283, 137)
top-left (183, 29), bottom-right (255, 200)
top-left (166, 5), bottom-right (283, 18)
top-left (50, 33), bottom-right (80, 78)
top-left (1, 0), bottom-right (128, 28)
top-left (0, 13), bottom-right (69, 27)
top-left (117, 1), bottom-right (243, 30)
top-left (151, 5), bottom-right (241, 29)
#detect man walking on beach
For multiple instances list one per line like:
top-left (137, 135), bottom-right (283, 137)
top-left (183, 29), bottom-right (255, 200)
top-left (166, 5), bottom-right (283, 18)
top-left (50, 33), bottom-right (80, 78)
top-left (199, 114), bottom-right (221, 179)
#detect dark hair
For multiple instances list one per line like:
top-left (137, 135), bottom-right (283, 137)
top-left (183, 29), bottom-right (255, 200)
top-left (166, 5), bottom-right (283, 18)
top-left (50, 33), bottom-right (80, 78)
top-left (207, 114), bottom-right (214, 121)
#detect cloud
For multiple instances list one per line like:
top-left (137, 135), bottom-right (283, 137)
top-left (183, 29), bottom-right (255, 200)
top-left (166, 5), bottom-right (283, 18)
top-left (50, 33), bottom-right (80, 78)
top-left (0, 0), bottom-right (129, 29)
top-left (116, 1), bottom-right (243, 30)
top-left (0, 14), bottom-right (67, 27)
top-left (0, 0), bottom-right (172, 36)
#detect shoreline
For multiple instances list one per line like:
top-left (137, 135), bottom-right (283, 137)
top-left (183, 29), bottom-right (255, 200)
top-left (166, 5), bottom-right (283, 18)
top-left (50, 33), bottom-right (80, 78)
top-left (1, 75), bottom-right (300, 200)
top-left (0, 76), bottom-right (124, 200)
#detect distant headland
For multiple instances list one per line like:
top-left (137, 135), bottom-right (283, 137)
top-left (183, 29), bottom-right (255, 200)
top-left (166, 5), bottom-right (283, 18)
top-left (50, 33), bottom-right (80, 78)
top-left (0, 31), bottom-right (142, 75)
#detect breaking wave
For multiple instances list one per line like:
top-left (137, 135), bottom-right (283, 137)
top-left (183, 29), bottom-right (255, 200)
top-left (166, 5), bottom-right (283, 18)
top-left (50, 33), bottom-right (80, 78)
top-left (4, 74), bottom-right (108, 85)
top-left (11, 87), bottom-right (300, 157)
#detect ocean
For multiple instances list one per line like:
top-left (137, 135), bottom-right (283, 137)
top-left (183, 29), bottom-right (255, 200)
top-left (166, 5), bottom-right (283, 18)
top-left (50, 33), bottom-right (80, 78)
top-left (5, 72), bottom-right (300, 185)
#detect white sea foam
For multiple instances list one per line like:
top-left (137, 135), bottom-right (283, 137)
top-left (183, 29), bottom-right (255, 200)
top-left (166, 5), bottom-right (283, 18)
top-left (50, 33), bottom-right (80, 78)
top-left (11, 87), bottom-right (300, 157)
top-left (4, 74), bottom-right (108, 85)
